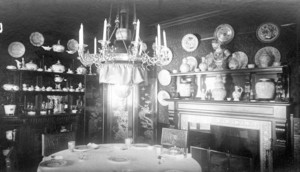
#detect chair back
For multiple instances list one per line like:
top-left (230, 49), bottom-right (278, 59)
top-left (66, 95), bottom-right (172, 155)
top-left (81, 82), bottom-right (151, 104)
top-left (41, 132), bottom-right (75, 157)
top-left (161, 128), bottom-right (188, 148)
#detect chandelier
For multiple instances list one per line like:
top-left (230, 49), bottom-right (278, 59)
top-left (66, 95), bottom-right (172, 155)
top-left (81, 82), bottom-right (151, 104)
top-left (77, 1), bottom-right (170, 74)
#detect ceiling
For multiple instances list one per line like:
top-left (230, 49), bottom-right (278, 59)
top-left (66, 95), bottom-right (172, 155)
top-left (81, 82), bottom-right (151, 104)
top-left (0, 0), bottom-right (299, 53)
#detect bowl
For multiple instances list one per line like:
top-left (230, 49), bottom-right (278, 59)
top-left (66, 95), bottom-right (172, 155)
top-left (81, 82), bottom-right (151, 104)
top-left (247, 64), bottom-right (255, 69)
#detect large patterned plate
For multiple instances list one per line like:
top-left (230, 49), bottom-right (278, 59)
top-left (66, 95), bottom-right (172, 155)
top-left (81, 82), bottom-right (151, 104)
top-left (158, 46), bottom-right (173, 66)
top-left (256, 23), bottom-right (280, 43)
top-left (30, 32), bottom-right (44, 47)
top-left (255, 46), bottom-right (281, 68)
top-left (214, 24), bottom-right (234, 44)
top-left (181, 34), bottom-right (198, 52)
top-left (67, 39), bottom-right (79, 52)
top-left (231, 51), bottom-right (248, 69)
top-left (158, 69), bottom-right (171, 86)
top-left (8, 42), bottom-right (25, 58)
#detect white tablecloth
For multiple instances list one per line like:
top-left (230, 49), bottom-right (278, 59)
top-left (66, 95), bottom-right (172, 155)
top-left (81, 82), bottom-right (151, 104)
top-left (37, 144), bottom-right (201, 172)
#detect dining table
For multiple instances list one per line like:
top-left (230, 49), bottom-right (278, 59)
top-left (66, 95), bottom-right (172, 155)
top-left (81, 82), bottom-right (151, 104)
top-left (37, 143), bottom-right (201, 172)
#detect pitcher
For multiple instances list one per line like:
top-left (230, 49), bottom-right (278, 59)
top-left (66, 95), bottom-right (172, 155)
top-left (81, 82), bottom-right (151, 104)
top-left (232, 86), bottom-right (243, 101)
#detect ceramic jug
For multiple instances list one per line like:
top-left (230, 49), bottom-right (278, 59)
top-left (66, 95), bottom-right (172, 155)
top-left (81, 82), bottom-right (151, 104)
top-left (180, 58), bottom-right (190, 73)
top-left (232, 86), bottom-right (243, 101)
top-left (199, 57), bottom-right (208, 71)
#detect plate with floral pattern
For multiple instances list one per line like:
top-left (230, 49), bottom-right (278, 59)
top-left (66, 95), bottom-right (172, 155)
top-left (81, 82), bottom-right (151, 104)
top-left (181, 34), bottom-right (198, 52)
top-left (214, 24), bottom-right (234, 44)
top-left (256, 23), bottom-right (280, 43)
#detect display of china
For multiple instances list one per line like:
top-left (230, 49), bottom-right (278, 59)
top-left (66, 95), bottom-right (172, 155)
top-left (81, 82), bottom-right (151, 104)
top-left (212, 74), bottom-right (227, 101)
top-left (76, 65), bottom-right (87, 75)
top-left (52, 40), bottom-right (65, 53)
top-left (255, 78), bottom-right (275, 100)
top-left (2, 84), bottom-right (19, 91)
top-left (199, 57), bottom-right (208, 71)
top-left (228, 58), bottom-right (239, 70)
top-left (51, 60), bottom-right (65, 73)
top-left (4, 104), bottom-right (16, 116)
top-left (179, 58), bottom-right (190, 73)
top-left (25, 60), bottom-right (38, 70)
top-left (258, 52), bottom-right (271, 68)
top-left (232, 86), bottom-right (243, 101)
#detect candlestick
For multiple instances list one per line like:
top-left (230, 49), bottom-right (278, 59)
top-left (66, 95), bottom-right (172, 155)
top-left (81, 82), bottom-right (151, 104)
top-left (157, 24), bottom-right (161, 47)
top-left (79, 23), bottom-right (83, 48)
top-left (163, 30), bottom-right (167, 47)
top-left (94, 37), bottom-right (97, 55)
top-left (103, 19), bottom-right (107, 42)
top-left (135, 20), bottom-right (140, 45)
top-left (155, 36), bottom-right (158, 52)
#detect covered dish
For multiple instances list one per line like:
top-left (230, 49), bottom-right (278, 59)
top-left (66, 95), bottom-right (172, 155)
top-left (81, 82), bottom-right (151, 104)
top-left (51, 60), bottom-right (65, 73)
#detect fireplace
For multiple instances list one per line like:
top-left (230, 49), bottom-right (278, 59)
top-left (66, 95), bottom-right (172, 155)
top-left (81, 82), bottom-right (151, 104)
top-left (168, 101), bottom-right (291, 172)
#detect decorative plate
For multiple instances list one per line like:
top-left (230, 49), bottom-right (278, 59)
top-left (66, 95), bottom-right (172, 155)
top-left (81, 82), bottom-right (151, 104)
top-left (30, 32), bottom-right (44, 47)
top-left (186, 56), bottom-right (198, 71)
top-left (181, 34), bottom-right (198, 52)
top-left (8, 42), bottom-right (25, 58)
top-left (40, 159), bottom-right (67, 167)
top-left (158, 69), bottom-right (171, 86)
top-left (254, 46), bottom-right (281, 68)
top-left (67, 39), bottom-right (79, 52)
top-left (157, 90), bottom-right (170, 106)
top-left (73, 145), bottom-right (90, 152)
top-left (158, 46), bottom-right (173, 66)
top-left (214, 24), bottom-right (234, 44)
top-left (108, 156), bottom-right (129, 163)
top-left (256, 23), bottom-right (280, 43)
top-left (231, 51), bottom-right (248, 69)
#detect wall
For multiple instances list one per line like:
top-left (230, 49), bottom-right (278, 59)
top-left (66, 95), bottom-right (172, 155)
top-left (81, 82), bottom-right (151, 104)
top-left (157, 4), bottom-right (299, 125)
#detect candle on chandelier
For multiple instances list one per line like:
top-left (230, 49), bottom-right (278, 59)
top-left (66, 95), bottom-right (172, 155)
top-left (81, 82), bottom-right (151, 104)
top-left (103, 19), bottom-right (107, 42)
top-left (79, 23), bottom-right (84, 48)
top-left (94, 37), bottom-right (97, 55)
top-left (135, 20), bottom-right (140, 45)
top-left (155, 36), bottom-right (158, 52)
top-left (163, 30), bottom-right (167, 47)
top-left (157, 24), bottom-right (161, 47)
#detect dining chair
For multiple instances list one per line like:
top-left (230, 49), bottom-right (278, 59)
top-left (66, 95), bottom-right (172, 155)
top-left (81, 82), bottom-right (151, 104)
top-left (161, 128), bottom-right (188, 148)
top-left (41, 132), bottom-right (75, 157)
top-left (190, 146), bottom-right (253, 172)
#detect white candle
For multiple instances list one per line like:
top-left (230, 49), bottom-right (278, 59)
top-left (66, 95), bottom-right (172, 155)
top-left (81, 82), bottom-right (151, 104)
top-left (157, 24), bottom-right (161, 47)
top-left (139, 43), bottom-right (143, 55)
top-left (94, 37), bottom-right (97, 55)
top-left (155, 36), bottom-right (158, 52)
top-left (79, 24), bottom-right (83, 48)
top-left (103, 19), bottom-right (107, 42)
top-left (135, 20), bottom-right (140, 45)
top-left (163, 30), bottom-right (167, 47)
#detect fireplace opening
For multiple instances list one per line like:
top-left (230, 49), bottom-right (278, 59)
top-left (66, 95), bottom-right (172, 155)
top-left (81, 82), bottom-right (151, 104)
top-left (189, 124), bottom-right (260, 171)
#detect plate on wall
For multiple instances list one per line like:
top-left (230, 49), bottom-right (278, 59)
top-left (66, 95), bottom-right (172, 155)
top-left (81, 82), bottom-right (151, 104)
top-left (256, 23), bottom-right (280, 43)
top-left (158, 69), bottom-right (171, 86)
top-left (231, 51), bottom-right (248, 69)
top-left (30, 32), bottom-right (44, 47)
top-left (254, 46), bottom-right (281, 68)
top-left (186, 56), bottom-right (198, 71)
top-left (214, 24), bottom-right (234, 44)
top-left (8, 42), bottom-right (25, 58)
top-left (158, 46), bottom-right (173, 66)
top-left (181, 34), bottom-right (198, 52)
top-left (157, 90), bottom-right (170, 106)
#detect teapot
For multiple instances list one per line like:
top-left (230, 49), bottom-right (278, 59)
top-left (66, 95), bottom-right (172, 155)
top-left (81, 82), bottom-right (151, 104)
top-left (51, 60), bottom-right (65, 73)
top-left (54, 75), bottom-right (66, 83)
top-left (232, 86), bottom-right (243, 101)
top-left (25, 60), bottom-right (38, 71)
top-left (76, 65), bottom-right (87, 75)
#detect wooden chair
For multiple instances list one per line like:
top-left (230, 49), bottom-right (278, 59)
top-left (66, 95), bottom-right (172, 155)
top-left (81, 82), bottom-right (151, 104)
top-left (190, 146), bottom-right (253, 172)
top-left (161, 128), bottom-right (188, 148)
top-left (41, 132), bottom-right (75, 157)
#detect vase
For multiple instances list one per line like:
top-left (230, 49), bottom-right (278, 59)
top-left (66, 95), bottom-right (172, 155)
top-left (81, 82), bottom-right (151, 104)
top-left (212, 75), bottom-right (227, 101)
top-left (199, 57), bottom-right (208, 71)
top-left (255, 78), bottom-right (275, 99)
top-left (180, 58), bottom-right (190, 73)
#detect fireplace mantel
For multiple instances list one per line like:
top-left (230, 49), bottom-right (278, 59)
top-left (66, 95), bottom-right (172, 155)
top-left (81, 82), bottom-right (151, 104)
top-left (167, 100), bottom-right (292, 172)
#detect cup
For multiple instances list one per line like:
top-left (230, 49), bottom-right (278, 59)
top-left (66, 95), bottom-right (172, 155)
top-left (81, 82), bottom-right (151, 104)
top-left (68, 141), bottom-right (75, 152)
top-left (125, 138), bottom-right (133, 147)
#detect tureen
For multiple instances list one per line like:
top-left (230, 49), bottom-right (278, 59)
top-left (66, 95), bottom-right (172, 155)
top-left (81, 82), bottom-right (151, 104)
top-left (52, 40), bottom-right (65, 53)
top-left (51, 60), bottom-right (65, 73)
top-left (25, 60), bottom-right (38, 70)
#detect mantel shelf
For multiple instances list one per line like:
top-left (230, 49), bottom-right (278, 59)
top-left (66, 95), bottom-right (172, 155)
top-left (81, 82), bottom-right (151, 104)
top-left (6, 69), bottom-right (98, 77)
top-left (165, 98), bottom-right (290, 106)
top-left (170, 66), bottom-right (287, 76)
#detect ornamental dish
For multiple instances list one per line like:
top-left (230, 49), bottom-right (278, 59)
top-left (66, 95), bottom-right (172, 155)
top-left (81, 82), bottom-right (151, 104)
top-left (256, 23), bottom-right (280, 43)
top-left (158, 46), bottom-right (173, 66)
top-left (254, 46), bottom-right (281, 68)
top-left (186, 56), bottom-right (198, 71)
top-left (67, 39), bottom-right (79, 52)
top-left (8, 42), bottom-right (25, 58)
top-left (181, 34), bottom-right (198, 52)
top-left (157, 90), bottom-right (170, 106)
top-left (231, 51), bottom-right (248, 69)
top-left (158, 69), bottom-right (171, 86)
top-left (214, 24), bottom-right (234, 44)
top-left (30, 32), bottom-right (44, 47)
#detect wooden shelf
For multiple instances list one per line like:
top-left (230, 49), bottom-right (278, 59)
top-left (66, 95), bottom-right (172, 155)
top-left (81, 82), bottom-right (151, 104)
top-left (170, 66), bottom-right (287, 76)
top-left (18, 90), bottom-right (85, 95)
top-left (6, 69), bottom-right (95, 77)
